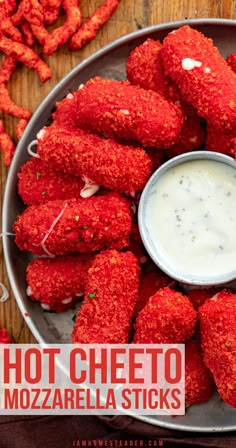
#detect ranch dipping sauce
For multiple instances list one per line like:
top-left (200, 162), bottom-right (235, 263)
top-left (144, 157), bottom-right (236, 281)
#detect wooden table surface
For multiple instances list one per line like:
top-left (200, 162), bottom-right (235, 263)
top-left (0, 0), bottom-right (235, 343)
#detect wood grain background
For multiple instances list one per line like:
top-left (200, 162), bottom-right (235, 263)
top-left (0, 0), bottom-right (235, 343)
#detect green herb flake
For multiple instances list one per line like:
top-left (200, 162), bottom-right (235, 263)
top-left (36, 172), bottom-right (41, 180)
top-left (83, 225), bottom-right (88, 229)
top-left (75, 215), bottom-right (80, 222)
top-left (72, 313), bottom-right (77, 323)
top-left (41, 191), bottom-right (46, 196)
top-left (87, 291), bottom-right (96, 299)
top-left (225, 343), bottom-right (231, 349)
top-left (77, 237), bottom-right (82, 243)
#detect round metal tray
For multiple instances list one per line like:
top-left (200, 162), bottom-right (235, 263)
top-left (3, 18), bottom-right (236, 432)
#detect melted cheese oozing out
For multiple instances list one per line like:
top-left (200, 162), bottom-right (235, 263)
top-left (182, 58), bottom-right (202, 70)
top-left (80, 176), bottom-right (100, 198)
top-left (145, 159), bottom-right (236, 278)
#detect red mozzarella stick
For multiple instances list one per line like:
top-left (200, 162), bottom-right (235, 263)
top-left (199, 291), bottom-right (236, 408)
top-left (21, 21), bottom-right (35, 47)
top-left (36, 124), bottom-right (152, 195)
top-left (26, 255), bottom-right (92, 312)
top-left (185, 340), bottom-right (215, 406)
top-left (52, 90), bottom-right (81, 128)
top-left (74, 77), bottom-right (184, 149)
top-left (40, 0), bottom-right (62, 25)
top-left (162, 25), bottom-right (236, 131)
top-left (133, 287), bottom-right (197, 344)
top-left (72, 250), bottom-right (140, 344)
top-left (0, 55), bottom-right (17, 83)
top-left (18, 158), bottom-right (84, 205)
top-left (13, 193), bottom-right (132, 256)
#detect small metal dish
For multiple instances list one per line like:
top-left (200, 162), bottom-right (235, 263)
top-left (3, 19), bottom-right (236, 432)
top-left (138, 151), bottom-right (236, 285)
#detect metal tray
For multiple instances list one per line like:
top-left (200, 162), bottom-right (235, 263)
top-left (2, 18), bottom-right (236, 432)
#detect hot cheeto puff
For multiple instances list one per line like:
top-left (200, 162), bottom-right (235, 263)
top-left (133, 287), bottom-right (197, 343)
top-left (21, 21), bottom-right (35, 47)
top-left (40, 0), bottom-right (62, 25)
top-left (199, 291), bottom-right (236, 408)
top-left (3, 0), bottom-right (17, 16)
top-left (0, 83), bottom-right (31, 119)
top-left (22, 0), bottom-right (48, 45)
top-left (16, 118), bottom-right (29, 140)
top-left (36, 125), bottom-right (152, 195)
top-left (70, 0), bottom-right (119, 51)
top-left (0, 328), bottom-right (11, 344)
top-left (161, 25), bottom-right (236, 131)
top-left (26, 255), bottom-right (93, 312)
top-left (43, 0), bottom-right (82, 56)
top-left (126, 38), bottom-right (205, 156)
top-left (0, 120), bottom-right (16, 166)
top-left (72, 250), bottom-right (140, 344)
top-left (13, 193), bottom-right (132, 256)
top-left (18, 158), bottom-right (84, 205)
top-left (74, 77), bottom-right (184, 149)
top-left (0, 35), bottom-right (52, 83)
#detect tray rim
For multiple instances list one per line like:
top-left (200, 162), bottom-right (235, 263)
top-left (3, 18), bottom-right (236, 432)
